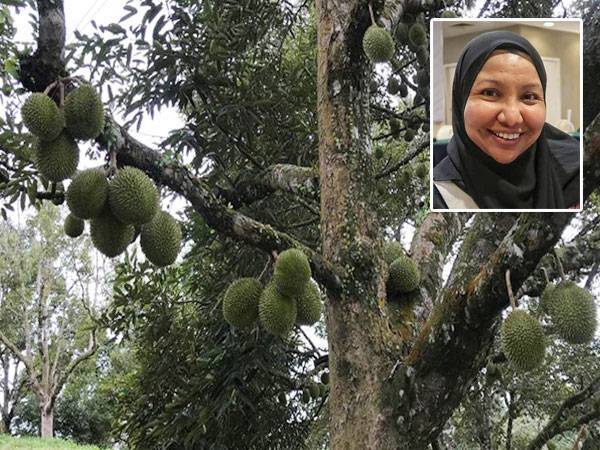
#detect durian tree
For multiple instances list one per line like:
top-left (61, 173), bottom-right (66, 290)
top-left (0, 0), bottom-right (599, 448)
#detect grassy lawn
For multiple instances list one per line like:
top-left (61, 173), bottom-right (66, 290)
top-left (0, 435), bottom-right (104, 449)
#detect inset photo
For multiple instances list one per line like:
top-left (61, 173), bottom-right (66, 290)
top-left (430, 19), bottom-right (582, 211)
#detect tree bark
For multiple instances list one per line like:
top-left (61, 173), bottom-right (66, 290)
top-left (316, 1), bottom-right (405, 448)
top-left (40, 401), bottom-right (53, 438)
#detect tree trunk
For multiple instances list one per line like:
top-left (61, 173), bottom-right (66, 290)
top-left (40, 403), bottom-right (53, 438)
top-left (316, 1), bottom-right (407, 448)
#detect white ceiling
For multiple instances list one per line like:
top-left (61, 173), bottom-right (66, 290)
top-left (438, 19), bottom-right (581, 38)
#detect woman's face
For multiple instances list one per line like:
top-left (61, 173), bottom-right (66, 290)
top-left (463, 50), bottom-right (546, 164)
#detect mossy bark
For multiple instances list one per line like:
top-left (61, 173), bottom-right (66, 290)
top-left (316, 1), bottom-right (406, 448)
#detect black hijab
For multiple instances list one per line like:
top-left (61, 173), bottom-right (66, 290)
top-left (435, 31), bottom-right (579, 209)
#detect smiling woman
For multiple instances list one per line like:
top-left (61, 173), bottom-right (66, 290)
top-left (433, 31), bottom-right (580, 210)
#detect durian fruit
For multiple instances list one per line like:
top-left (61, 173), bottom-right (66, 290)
top-left (35, 132), bottom-right (79, 182)
top-left (501, 309), bottom-right (546, 371)
top-left (416, 46), bottom-right (428, 66)
top-left (404, 129), bottom-right (415, 142)
top-left (485, 363), bottom-right (502, 384)
top-left (320, 372), bottom-right (329, 385)
top-left (64, 214), bottom-right (84, 238)
top-left (383, 241), bottom-right (404, 265)
top-left (259, 283), bottom-right (297, 337)
top-left (90, 207), bottom-right (135, 257)
top-left (415, 163), bottom-right (427, 179)
top-left (140, 210), bottom-right (182, 267)
top-left (309, 383), bottom-right (320, 399)
top-left (399, 83), bottom-right (409, 98)
top-left (421, 122), bottom-right (430, 133)
top-left (441, 10), bottom-right (458, 18)
top-left (416, 70), bottom-right (429, 89)
top-left (374, 146), bottom-right (384, 159)
top-left (388, 254), bottom-right (420, 293)
top-left (273, 249), bottom-right (311, 297)
top-left (301, 388), bottom-right (311, 403)
top-left (66, 168), bottom-right (108, 219)
top-left (408, 23), bottom-right (427, 47)
top-left (222, 278), bottom-right (262, 329)
top-left (108, 167), bottom-right (159, 225)
top-left (390, 118), bottom-right (402, 136)
top-left (363, 25), bottom-right (395, 63)
top-left (540, 282), bottom-right (557, 314)
top-left (296, 280), bottom-right (322, 326)
top-left (395, 23), bottom-right (409, 44)
top-left (549, 281), bottom-right (597, 344)
top-left (277, 392), bottom-right (287, 405)
top-left (387, 77), bottom-right (400, 95)
top-left (64, 85), bottom-right (105, 140)
top-left (21, 93), bottom-right (65, 142)
top-left (318, 383), bottom-right (327, 397)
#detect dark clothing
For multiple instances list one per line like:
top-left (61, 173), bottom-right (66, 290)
top-left (433, 31), bottom-right (580, 210)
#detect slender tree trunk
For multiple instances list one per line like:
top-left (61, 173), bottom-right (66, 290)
top-left (40, 401), bottom-right (53, 438)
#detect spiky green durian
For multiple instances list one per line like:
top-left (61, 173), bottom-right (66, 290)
top-left (363, 25), bottom-right (394, 63)
top-left (296, 280), bottom-right (322, 326)
top-left (399, 83), bottom-right (408, 98)
top-left (222, 278), bottom-right (262, 329)
top-left (320, 372), bottom-right (329, 385)
top-left (21, 93), bottom-right (65, 141)
top-left (408, 23), bottom-right (427, 47)
top-left (108, 167), bottom-right (159, 225)
top-left (66, 168), bottom-right (108, 219)
top-left (64, 214), bottom-right (84, 238)
top-left (309, 383), bottom-right (320, 399)
top-left (301, 388), bottom-right (310, 403)
top-left (540, 282), bottom-right (557, 315)
top-left (319, 383), bottom-right (328, 397)
top-left (273, 249), bottom-right (311, 297)
top-left (395, 23), bottom-right (409, 44)
top-left (416, 46), bottom-right (428, 65)
top-left (390, 118), bottom-right (402, 136)
top-left (388, 254), bottom-right (420, 293)
top-left (140, 210), bottom-right (182, 267)
top-left (387, 77), bottom-right (400, 95)
top-left (416, 70), bottom-right (429, 89)
top-left (550, 281), bottom-right (597, 344)
top-left (415, 163), bottom-right (427, 179)
top-left (383, 241), bottom-right (404, 265)
top-left (64, 85), bottom-right (104, 140)
top-left (258, 283), bottom-right (297, 337)
top-left (485, 363), bottom-right (502, 383)
top-left (501, 309), bottom-right (546, 371)
top-left (441, 10), bottom-right (458, 18)
top-left (90, 207), bottom-right (135, 257)
top-left (35, 132), bottom-right (79, 182)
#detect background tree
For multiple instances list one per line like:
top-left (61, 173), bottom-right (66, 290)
top-left (0, 0), bottom-right (598, 449)
top-left (0, 205), bottom-right (103, 438)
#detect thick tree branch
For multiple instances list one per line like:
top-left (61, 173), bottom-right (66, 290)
top-left (527, 375), bottom-right (600, 450)
top-left (104, 117), bottom-right (342, 293)
top-left (214, 163), bottom-right (319, 207)
top-left (54, 329), bottom-right (97, 401)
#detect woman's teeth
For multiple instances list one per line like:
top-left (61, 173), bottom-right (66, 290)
top-left (493, 131), bottom-right (520, 140)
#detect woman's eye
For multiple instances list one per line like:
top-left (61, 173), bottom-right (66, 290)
top-left (523, 93), bottom-right (541, 102)
top-left (481, 89), bottom-right (498, 97)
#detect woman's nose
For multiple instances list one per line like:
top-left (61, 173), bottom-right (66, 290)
top-left (497, 101), bottom-right (524, 128)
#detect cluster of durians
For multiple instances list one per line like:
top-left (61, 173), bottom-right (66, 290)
top-left (21, 85), bottom-right (104, 182)
top-left (500, 280), bottom-right (597, 372)
top-left (222, 249), bottom-right (323, 337)
top-left (384, 241), bottom-right (420, 295)
top-left (21, 85), bottom-right (181, 267)
top-left (64, 166), bottom-right (182, 267)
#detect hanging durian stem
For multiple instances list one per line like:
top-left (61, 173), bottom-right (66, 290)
top-left (58, 81), bottom-right (65, 107)
top-left (108, 149), bottom-right (118, 177)
top-left (553, 248), bottom-right (566, 282)
top-left (43, 80), bottom-right (58, 95)
top-left (505, 269), bottom-right (517, 309)
top-left (368, 3), bottom-right (376, 26)
top-left (542, 267), bottom-right (550, 284)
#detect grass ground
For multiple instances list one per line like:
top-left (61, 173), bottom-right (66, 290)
top-left (0, 434), bottom-right (104, 449)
